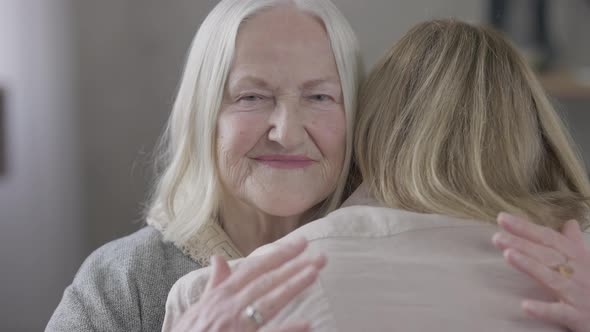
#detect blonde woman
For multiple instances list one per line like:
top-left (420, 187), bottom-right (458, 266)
top-left (47, 0), bottom-right (362, 331)
top-left (164, 20), bottom-right (590, 331)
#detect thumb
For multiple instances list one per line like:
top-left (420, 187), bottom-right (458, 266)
top-left (562, 220), bottom-right (584, 245)
top-left (205, 255), bottom-right (231, 292)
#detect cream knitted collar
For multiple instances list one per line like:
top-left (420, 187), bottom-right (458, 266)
top-left (177, 220), bottom-right (243, 267)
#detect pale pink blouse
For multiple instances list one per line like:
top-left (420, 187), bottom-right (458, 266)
top-left (163, 187), bottom-right (587, 331)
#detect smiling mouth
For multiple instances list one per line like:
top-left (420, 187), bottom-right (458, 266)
top-left (253, 155), bottom-right (315, 169)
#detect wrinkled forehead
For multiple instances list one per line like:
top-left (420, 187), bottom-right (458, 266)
top-left (229, 5), bottom-right (340, 86)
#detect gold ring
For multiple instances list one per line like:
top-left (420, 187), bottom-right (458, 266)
top-left (551, 261), bottom-right (574, 279)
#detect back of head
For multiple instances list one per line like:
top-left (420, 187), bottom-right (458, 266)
top-left (355, 19), bottom-right (590, 229)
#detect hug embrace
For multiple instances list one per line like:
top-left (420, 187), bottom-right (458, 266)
top-left (47, 1), bottom-right (590, 331)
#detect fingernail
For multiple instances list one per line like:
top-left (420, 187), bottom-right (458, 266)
top-left (504, 249), bottom-right (524, 263)
top-left (492, 233), bottom-right (508, 246)
top-left (290, 236), bottom-right (306, 245)
top-left (522, 300), bottom-right (539, 313)
top-left (314, 254), bottom-right (327, 268)
top-left (304, 265), bottom-right (319, 277)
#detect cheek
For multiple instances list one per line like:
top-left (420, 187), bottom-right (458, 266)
top-left (308, 111), bottom-right (347, 166)
top-left (217, 113), bottom-right (266, 160)
top-left (216, 113), bottom-right (269, 189)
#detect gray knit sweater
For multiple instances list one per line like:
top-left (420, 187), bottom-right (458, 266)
top-left (46, 226), bottom-right (200, 331)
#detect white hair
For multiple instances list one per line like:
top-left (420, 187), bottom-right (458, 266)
top-left (147, 0), bottom-right (362, 246)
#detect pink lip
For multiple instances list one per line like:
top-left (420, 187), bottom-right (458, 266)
top-left (254, 155), bottom-right (315, 169)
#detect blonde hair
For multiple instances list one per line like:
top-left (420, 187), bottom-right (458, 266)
top-left (355, 19), bottom-right (590, 229)
top-left (147, 0), bottom-right (362, 245)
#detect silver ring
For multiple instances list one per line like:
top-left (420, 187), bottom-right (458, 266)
top-left (245, 304), bottom-right (264, 326)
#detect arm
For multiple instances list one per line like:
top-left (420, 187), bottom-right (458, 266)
top-left (46, 285), bottom-right (94, 331)
top-left (46, 250), bottom-right (142, 331)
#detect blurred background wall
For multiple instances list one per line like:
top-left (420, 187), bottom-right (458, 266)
top-left (0, 0), bottom-right (588, 330)
top-left (0, 1), bottom-right (82, 330)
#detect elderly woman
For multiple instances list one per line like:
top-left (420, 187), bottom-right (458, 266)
top-left (46, 0), bottom-right (361, 331)
top-left (164, 20), bottom-right (590, 331)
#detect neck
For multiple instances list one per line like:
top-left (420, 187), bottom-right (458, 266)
top-left (220, 199), bottom-right (309, 256)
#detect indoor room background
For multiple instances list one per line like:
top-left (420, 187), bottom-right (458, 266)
top-left (0, 0), bottom-right (589, 330)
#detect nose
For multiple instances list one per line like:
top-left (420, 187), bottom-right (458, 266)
top-left (267, 100), bottom-right (306, 150)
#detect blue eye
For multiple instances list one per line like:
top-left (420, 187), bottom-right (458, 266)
top-left (309, 94), bottom-right (332, 102)
top-left (239, 95), bottom-right (262, 102)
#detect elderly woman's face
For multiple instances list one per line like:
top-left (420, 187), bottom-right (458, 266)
top-left (216, 6), bottom-right (346, 218)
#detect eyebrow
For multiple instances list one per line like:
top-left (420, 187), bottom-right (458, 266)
top-left (228, 75), bottom-right (271, 90)
top-left (228, 75), bottom-right (341, 91)
top-left (301, 77), bottom-right (341, 90)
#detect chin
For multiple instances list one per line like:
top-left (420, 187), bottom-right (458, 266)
top-left (254, 196), bottom-right (321, 218)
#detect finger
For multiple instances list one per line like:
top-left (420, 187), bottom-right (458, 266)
top-left (504, 249), bottom-right (574, 303)
top-left (223, 237), bottom-right (308, 291)
top-left (562, 220), bottom-right (585, 246)
top-left (497, 213), bottom-right (576, 258)
top-left (492, 232), bottom-right (564, 267)
top-left (235, 253), bottom-right (327, 308)
top-left (253, 265), bottom-right (320, 323)
top-left (205, 255), bottom-right (232, 292)
top-left (261, 322), bottom-right (310, 332)
top-left (522, 300), bottom-right (584, 331)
